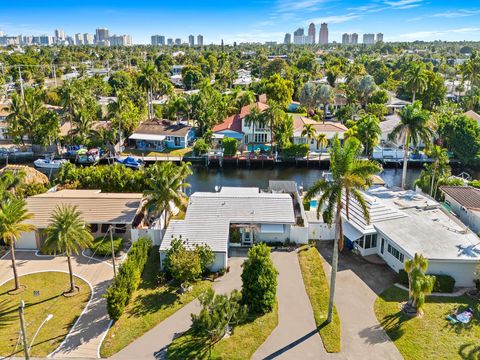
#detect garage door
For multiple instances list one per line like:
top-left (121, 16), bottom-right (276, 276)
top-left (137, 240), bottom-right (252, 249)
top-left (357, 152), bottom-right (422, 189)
top-left (15, 232), bottom-right (38, 249)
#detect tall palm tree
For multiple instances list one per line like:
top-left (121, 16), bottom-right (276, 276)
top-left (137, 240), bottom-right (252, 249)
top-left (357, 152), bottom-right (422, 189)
top-left (263, 102), bottom-right (285, 152)
top-left (144, 162), bottom-right (192, 229)
top-left (315, 133), bottom-right (328, 165)
top-left (244, 106), bottom-right (263, 154)
top-left (405, 62), bottom-right (428, 102)
top-left (390, 101), bottom-right (435, 190)
top-left (306, 136), bottom-right (381, 323)
top-left (301, 123), bottom-right (316, 157)
top-left (426, 145), bottom-right (449, 198)
top-left (357, 114), bottom-right (381, 157)
top-left (44, 205), bottom-right (93, 294)
top-left (138, 62), bottom-right (158, 119)
top-left (0, 199), bottom-right (35, 291)
top-left (0, 171), bottom-right (25, 202)
top-left (315, 84), bottom-right (334, 123)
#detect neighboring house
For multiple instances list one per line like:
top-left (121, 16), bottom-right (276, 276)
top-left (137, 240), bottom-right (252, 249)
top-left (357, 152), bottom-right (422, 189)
top-left (292, 115), bottom-right (347, 152)
top-left (441, 186), bottom-right (480, 233)
top-left (59, 120), bottom-right (111, 138)
top-left (129, 119), bottom-right (195, 151)
top-left (212, 113), bottom-right (244, 146)
top-left (16, 189), bottom-right (145, 249)
top-left (160, 185), bottom-right (305, 271)
top-left (335, 186), bottom-right (479, 286)
top-left (0, 107), bottom-right (9, 141)
top-left (464, 110), bottom-right (480, 127)
top-left (386, 91), bottom-right (410, 115)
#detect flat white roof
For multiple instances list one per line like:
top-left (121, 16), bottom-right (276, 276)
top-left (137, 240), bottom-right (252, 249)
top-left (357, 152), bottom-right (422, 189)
top-left (161, 187), bottom-right (296, 253)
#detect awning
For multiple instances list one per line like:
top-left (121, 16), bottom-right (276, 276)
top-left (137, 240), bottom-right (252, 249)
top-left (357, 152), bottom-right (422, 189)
top-left (342, 221), bottom-right (363, 241)
top-left (213, 134), bottom-right (225, 139)
top-left (260, 224), bottom-right (284, 233)
top-left (129, 133), bottom-right (166, 141)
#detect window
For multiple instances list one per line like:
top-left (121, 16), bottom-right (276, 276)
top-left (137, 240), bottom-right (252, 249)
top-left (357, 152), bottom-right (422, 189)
top-left (387, 243), bottom-right (404, 262)
top-left (311, 139), bottom-right (315, 144)
top-left (101, 224), bottom-right (110, 233)
top-left (114, 224), bottom-right (127, 234)
top-left (90, 224), bottom-right (98, 233)
top-left (358, 234), bottom-right (377, 249)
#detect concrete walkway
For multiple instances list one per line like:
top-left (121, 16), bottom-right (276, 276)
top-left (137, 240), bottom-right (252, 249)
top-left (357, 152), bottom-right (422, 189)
top-left (253, 251), bottom-right (328, 360)
top-left (111, 256), bottom-right (246, 360)
top-left (0, 250), bottom-right (114, 359)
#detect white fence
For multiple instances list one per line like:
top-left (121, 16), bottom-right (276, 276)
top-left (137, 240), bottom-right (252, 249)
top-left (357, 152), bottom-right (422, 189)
top-left (131, 228), bottom-right (164, 246)
top-left (290, 226), bottom-right (309, 244)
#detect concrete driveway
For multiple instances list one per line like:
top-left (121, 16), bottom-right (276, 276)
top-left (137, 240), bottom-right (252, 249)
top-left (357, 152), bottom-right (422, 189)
top-left (0, 250), bottom-right (114, 359)
top-left (317, 242), bottom-right (403, 360)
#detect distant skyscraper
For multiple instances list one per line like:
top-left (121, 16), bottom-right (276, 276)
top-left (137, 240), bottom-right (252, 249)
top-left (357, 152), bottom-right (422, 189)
top-left (376, 33), bottom-right (384, 43)
top-left (363, 33), bottom-right (375, 44)
top-left (293, 27), bottom-right (305, 45)
top-left (151, 35), bottom-right (165, 45)
top-left (39, 35), bottom-right (51, 46)
top-left (319, 23), bottom-right (328, 45)
top-left (308, 23), bottom-right (316, 44)
top-left (167, 38), bottom-right (174, 46)
top-left (342, 33), bottom-right (350, 45)
top-left (174, 38), bottom-right (181, 45)
top-left (83, 33), bottom-right (94, 45)
top-left (110, 34), bottom-right (132, 46)
top-left (54, 29), bottom-right (65, 42)
top-left (95, 28), bottom-right (109, 43)
top-left (74, 33), bottom-right (83, 45)
top-left (188, 34), bottom-right (194, 47)
top-left (284, 33), bottom-right (291, 44)
top-left (197, 34), bottom-right (204, 46)
top-left (351, 33), bottom-right (358, 44)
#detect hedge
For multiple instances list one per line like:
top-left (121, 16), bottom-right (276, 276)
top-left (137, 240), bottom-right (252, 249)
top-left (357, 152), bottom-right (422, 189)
top-left (105, 237), bottom-right (152, 320)
top-left (398, 270), bottom-right (455, 293)
top-left (282, 144), bottom-right (309, 158)
top-left (89, 236), bottom-right (123, 256)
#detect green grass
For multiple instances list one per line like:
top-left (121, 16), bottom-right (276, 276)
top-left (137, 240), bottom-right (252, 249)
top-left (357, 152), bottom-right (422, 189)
top-left (374, 286), bottom-right (480, 360)
top-left (123, 147), bottom-right (192, 158)
top-left (168, 301), bottom-right (278, 359)
top-left (297, 245), bottom-right (341, 353)
top-left (99, 247), bottom-right (211, 358)
top-left (0, 272), bottom-right (91, 357)
top-left (89, 236), bottom-right (123, 256)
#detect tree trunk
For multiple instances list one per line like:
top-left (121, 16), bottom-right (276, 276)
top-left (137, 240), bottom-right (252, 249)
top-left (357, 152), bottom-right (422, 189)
top-left (67, 252), bottom-right (75, 293)
top-left (430, 164), bottom-right (436, 197)
top-left (412, 92), bottom-right (416, 103)
top-left (319, 144), bottom-right (322, 167)
top-left (10, 241), bottom-right (20, 290)
top-left (327, 202), bottom-right (342, 323)
top-left (365, 130), bottom-right (369, 157)
top-left (323, 103), bottom-right (327, 124)
top-left (401, 132), bottom-right (410, 190)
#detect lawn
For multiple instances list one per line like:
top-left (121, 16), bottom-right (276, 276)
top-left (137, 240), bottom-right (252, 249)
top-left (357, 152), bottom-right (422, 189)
top-left (123, 147), bottom-right (193, 158)
top-left (0, 272), bottom-right (91, 357)
top-left (297, 245), bottom-right (341, 353)
top-left (374, 286), bottom-right (480, 360)
top-left (168, 301), bottom-right (278, 359)
top-left (99, 247), bottom-right (211, 358)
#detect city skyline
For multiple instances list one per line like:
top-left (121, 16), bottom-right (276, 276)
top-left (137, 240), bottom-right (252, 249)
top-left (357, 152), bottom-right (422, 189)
top-left (1, 0), bottom-right (480, 44)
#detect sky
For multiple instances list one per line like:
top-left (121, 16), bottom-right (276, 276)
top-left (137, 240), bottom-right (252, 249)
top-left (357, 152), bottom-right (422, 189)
top-left (1, 0), bottom-right (480, 44)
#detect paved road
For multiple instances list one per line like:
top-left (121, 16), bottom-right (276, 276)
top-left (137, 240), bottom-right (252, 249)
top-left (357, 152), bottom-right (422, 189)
top-left (0, 250), bottom-right (114, 359)
top-left (253, 250), bottom-right (329, 360)
top-left (111, 256), bottom-right (246, 360)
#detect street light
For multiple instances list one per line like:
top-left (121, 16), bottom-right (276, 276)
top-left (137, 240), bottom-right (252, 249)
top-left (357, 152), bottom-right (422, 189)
top-left (28, 313), bottom-right (53, 352)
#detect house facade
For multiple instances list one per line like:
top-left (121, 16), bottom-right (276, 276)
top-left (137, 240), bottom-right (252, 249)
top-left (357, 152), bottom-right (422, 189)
top-left (441, 186), bottom-right (480, 233)
top-left (292, 115), bottom-right (347, 152)
top-left (129, 119), bottom-right (195, 151)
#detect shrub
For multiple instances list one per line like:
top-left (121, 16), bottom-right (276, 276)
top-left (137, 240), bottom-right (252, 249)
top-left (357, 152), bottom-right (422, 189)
top-left (89, 236), bottom-right (123, 256)
top-left (193, 139), bottom-right (209, 155)
top-left (222, 137), bottom-right (238, 157)
top-left (282, 143), bottom-right (309, 158)
top-left (398, 269), bottom-right (455, 293)
top-left (241, 243), bottom-right (278, 314)
top-left (195, 244), bottom-right (215, 275)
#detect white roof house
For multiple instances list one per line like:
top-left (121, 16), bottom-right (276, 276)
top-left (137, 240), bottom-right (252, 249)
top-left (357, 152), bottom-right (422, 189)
top-left (341, 187), bottom-right (480, 286)
top-left (161, 187), bottom-right (296, 271)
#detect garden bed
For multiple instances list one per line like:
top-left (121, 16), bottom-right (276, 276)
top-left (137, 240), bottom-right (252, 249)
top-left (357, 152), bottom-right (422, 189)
top-left (89, 236), bottom-right (124, 257)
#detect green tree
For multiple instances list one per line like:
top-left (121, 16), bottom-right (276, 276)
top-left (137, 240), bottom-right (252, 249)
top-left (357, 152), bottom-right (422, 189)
top-left (244, 106), bottom-right (263, 153)
top-left (222, 137), bottom-right (238, 156)
top-left (403, 253), bottom-right (436, 315)
top-left (390, 101), bottom-right (435, 189)
top-left (182, 65), bottom-right (204, 90)
top-left (44, 204), bottom-right (93, 294)
top-left (193, 139), bottom-right (209, 155)
top-left (265, 74), bottom-right (294, 109)
top-left (164, 238), bottom-right (202, 284)
top-left (138, 62), bottom-right (158, 119)
top-left (354, 75), bottom-right (377, 108)
top-left (356, 114), bottom-right (381, 156)
top-left (299, 82), bottom-right (317, 112)
top-left (365, 103), bottom-right (388, 121)
top-left (405, 62), bottom-right (428, 102)
top-left (241, 243), bottom-right (277, 314)
top-left (325, 66), bottom-right (340, 88)
top-left (315, 133), bottom-right (328, 165)
top-left (315, 84), bottom-right (334, 123)
top-left (370, 89), bottom-right (389, 104)
top-left (263, 102), bottom-right (285, 150)
top-left (305, 136), bottom-right (381, 322)
top-left (301, 123), bottom-right (316, 154)
top-left (0, 199), bottom-right (35, 291)
top-left (274, 114), bottom-right (294, 149)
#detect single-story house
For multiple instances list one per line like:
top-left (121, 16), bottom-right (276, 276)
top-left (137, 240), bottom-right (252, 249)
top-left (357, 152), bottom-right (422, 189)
top-left (16, 189), bottom-right (145, 249)
top-left (129, 119), bottom-right (195, 151)
top-left (441, 186), bottom-right (480, 234)
top-left (337, 186), bottom-right (480, 286)
top-left (59, 120), bottom-right (111, 138)
top-left (386, 92), bottom-right (410, 115)
top-left (292, 116), bottom-right (347, 152)
top-left (160, 186), bottom-right (297, 271)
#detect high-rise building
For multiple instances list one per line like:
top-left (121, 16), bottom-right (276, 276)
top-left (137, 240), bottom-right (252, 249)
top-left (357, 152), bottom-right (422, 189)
top-left (351, 33), bottom-right (358, 44)
top-left (293, 27), bottom-right (305, 45)
top-left (174, 38), bottom-right (181, 45)
top-left (54, 29), bottom-right (65, 42)
top-left (342, 33), bottom-right (350, 44)
top-left (319, 23), bottom-right (328, 45)
top-left (83, 33), bottom-right (94, 45)
top-left (151, 35), bottom-right (165, 45)
top-left (197, 34), bottom-right (204, 46)
top-left (308, 23), bottom-right (316, 44)
top-left (363, 33), bottom-right (375, 44)
top-left (110, 34), bottom-right (132, 46)
top-left (284, 33), bottom-right (291, 44)
top-left (95, 28), bottom-right (109, 43)
top-left (376, 33), bottom-right (384, 43)
top-left (167, 38), bottom-right (174, 46)
top-left (74, 33), bottom-right (83, 45)
top-left (39, 35), bottom-right (51, 46)
top-left (188, 34), bottom-right (194, 47)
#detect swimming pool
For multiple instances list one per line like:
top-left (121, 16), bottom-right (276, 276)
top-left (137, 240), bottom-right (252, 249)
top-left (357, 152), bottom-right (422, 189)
top-left (247, 144), bottom-right (271, 152)
top-left (310, 199), bottom-right (318, 210)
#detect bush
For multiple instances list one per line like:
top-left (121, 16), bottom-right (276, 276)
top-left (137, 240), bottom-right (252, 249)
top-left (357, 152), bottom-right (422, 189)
top-left (105, 237), bottom-right (152, 320)
top-left (222, 137), bottom-right (238, 157)
top-left (90, 236), bottom-right (123, 256)
top-left (398, 270), bottom-right (455, 293)
top-left (241, 243), bottom-right (278, 314)
top-left (193, 139), bottom-right (209, 155)
top-left (282, 143), bottom-right (309, 158)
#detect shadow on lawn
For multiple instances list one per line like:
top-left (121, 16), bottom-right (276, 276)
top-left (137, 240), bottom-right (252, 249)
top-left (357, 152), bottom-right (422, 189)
top-left (129, 286), bottom-right (180, 317)
top-left (458, 343), bottom-right (480, 360)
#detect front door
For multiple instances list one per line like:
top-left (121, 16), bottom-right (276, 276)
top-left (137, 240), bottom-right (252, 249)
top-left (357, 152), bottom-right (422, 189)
top-left (242, 228), bottom-right (253, 246)
top-left (174, 137), bottom-right (181, 147)
top-left (381, 237), bottom-right (385, 254)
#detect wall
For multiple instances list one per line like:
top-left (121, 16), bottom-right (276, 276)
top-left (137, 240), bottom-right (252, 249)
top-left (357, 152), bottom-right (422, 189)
top-left (427, 260), bottom-right (478, 287)
top-left (15, 231), bottom-right (38, 249)
top-left (376, 232), bottom-right (411, 273)
top-left (164, 135), bottom-right (187, 149)
top-left (131, 228), bottom-right (163, 245)
top-left (290, 226), bottom-right (309, 244)
top-left (445, 195), bottom-right (480, 233)
top-left (308, 222), bottom-right (335, 240)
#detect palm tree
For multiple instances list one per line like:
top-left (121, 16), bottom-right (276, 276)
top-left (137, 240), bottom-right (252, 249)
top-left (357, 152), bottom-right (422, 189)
top-left (263, 102), bottom-right (285, 152)
top-left (138, 62), bottom-right (158, 119)
top-left (390, 101), bottom-right (435, 190)
top-left (306, 136), bottom-right (381, 323)
top-left (426, 145), bottom-right (449, 198)
top-left (405, 62), bottom-right (428, 102)
top-left (356, 114), bottom-right (381, 157)
top-left (315, 133), bottom-right (328, 165)
top-left (244, 106), bottom-right (263, 154)
top-left (0, 199), bottom-right (35, 291)
top-left (301, 123), bottom-right (316, 156)
top-left (315, 84), bottom-right (334, 123)
top-left (0, 171), bottom-right (25, 202)
top-left (44, 205), bottom-right (93, 294)
top-left (144, 162), bottom-right (192, 230)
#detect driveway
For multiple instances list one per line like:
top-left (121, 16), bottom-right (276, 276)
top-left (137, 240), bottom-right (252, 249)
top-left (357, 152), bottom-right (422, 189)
top-left (0, 250), bottom-right (114, 359)
top-left (317, 242), bottom-right (403, 360)
top-left (111, 256), bottom-right (246, 360)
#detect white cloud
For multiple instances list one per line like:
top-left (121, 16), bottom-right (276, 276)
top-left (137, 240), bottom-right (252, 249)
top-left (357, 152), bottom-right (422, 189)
top-left (307, 13), bottom-right (361, 24)
top-left (221, 30), bottom-right (286, 44)
top-left (433, 9), bottom-right (480, 18)
top-left (384, 0), bottom-right (422, 8)
top-left (276, 0), bottom-right (327, 12)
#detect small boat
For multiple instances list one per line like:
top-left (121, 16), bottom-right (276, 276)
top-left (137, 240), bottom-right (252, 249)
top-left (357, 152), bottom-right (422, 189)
top-left (115, 156), bottom-right (144, 170)
top-left (77, 148), bottom-right (100, 165)
top-left (34, 158), bottom-right (67, 169)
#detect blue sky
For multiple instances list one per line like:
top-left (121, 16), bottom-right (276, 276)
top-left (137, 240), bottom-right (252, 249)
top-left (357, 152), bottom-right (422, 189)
top-left (1, 0), bottom-right (480, 44)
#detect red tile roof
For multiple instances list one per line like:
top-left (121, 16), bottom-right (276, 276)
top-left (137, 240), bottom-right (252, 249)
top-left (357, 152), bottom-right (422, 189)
top-left (213, 102), bottom-right (269, 134)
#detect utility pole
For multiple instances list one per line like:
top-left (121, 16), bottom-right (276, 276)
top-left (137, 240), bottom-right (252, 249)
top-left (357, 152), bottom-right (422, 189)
top-left (110, 226), bottom-right (117, 278)
top-left (19, 300), bottom-right (29, 360)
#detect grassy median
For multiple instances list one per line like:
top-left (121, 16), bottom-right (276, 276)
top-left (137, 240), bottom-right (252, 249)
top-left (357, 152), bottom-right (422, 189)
top-left (297, 245), bottom-right (341, 353)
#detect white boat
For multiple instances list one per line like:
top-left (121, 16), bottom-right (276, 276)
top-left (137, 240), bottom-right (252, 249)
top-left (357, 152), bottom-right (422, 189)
top-left (34, 158), bottom-right (68, 169)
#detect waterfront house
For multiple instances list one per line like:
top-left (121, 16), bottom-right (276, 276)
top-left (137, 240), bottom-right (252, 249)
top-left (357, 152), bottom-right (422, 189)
top-left (15, 189), bottom-right (145, 249)
top-left (292, 115), bottom-right (347, 152)
top-left (129, 119), bottom-right (195, 151)
top-left (337, 186), bottom-right (479, 286)
top-left (160, 185), bottom-right (308, 271)
top-left (441, 186), bottom-right (480, 233)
